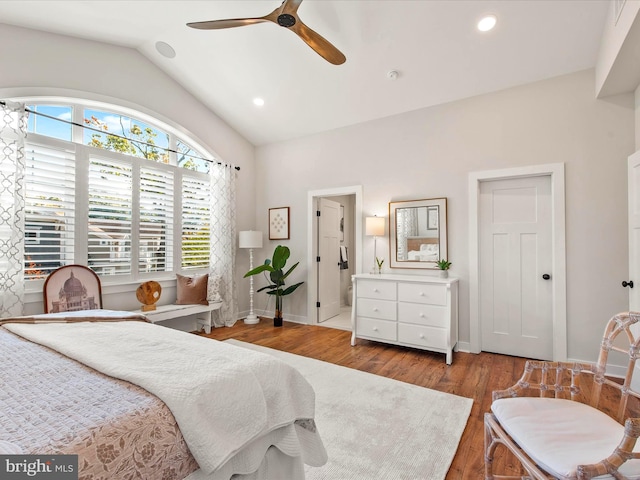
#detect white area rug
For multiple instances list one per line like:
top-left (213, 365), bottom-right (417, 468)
top-left (225, 340), bottom-right (473, 480)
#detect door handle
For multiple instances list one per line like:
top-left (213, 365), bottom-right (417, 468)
top-left (542, 274), bottom-right (551, 280)
top-left (623, 280), bottom-right (634, 288)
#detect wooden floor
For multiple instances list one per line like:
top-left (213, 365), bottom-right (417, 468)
top-left (199, 318), bottom-right (535, 479)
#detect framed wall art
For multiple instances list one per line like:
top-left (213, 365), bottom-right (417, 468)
top-left (43, 264), bottom-right (103, 313)
top-left (269, 207), bottom-right (290, 240)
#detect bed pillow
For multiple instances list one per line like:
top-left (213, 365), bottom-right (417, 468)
top-left (176, 273), bottom-right (209, 305)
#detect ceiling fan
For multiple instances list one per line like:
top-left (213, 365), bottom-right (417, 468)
top-left (186, 0), bottom-right (346, 65)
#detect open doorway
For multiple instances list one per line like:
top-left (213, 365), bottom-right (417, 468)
top-left (307, 186), bottom-right (363, 330)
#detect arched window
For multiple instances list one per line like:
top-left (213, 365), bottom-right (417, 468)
top-left (24, 100), bottom-right (217, 283)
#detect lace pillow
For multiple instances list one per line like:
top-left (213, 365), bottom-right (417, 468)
top-left (175, 273), bottom-right (209, 305)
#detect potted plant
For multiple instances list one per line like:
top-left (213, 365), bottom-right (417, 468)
top-left (244, 245), bottom-right (304, 327)
top-left (375, 257), bottom-right (384, 275)
top-left (436, 259), bottom-right (451, 278)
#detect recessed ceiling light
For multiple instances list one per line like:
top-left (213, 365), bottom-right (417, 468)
top-left (155, 41), bottom-right (176, 58)
top-left (477, 15), bottom-right (497, 32)
top-left (253, 98), bottom-right (265, 107)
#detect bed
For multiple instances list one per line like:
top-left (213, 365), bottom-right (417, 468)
top-left (406, 243), bottom-right (439, 262)
top-left (0, 310), bottom-right (327, 480)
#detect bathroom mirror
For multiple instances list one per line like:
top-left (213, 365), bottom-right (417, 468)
top-left (389, 198), bottom-right (448, 269)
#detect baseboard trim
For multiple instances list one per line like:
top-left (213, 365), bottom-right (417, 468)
top-left (253, 309), bottom-right (308, 325)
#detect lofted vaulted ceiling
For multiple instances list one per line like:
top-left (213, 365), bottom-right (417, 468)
top-left (0, 0), bottom-right (610, 146)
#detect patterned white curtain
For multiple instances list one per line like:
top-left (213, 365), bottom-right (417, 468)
top-left (0, 101), bottom-right (27, 317)
top-left (209, 163), bottom-right (238, 326)
top-left (396, 208), bottom-right (418, 260)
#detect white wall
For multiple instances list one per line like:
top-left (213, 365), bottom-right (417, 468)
top-left (255, 69), bottom-right (635, 363)
top-left (0, 24), bottom-right (257, 316)
top-left (636, 84), bottom-right (640, 150)
top-left (595, 0), bottom-right (640, 98)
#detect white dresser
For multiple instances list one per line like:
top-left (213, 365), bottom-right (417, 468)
top-left (351, 273), bottom-right (459, 364)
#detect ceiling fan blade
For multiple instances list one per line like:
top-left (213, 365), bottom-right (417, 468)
top-left (187, 18), bottom-right (269, 30)
top-left (291, 20), bottom-right (346, 65)
top-left (281, 0), bottom-right (304, 16)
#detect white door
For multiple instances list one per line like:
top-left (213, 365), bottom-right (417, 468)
top-left (628, 151), bottom-right (640, 311)
top-left (318, 197), bottom-right (341, 322)
top-left (479, 175), bottom-right (553, 360)
top-left (628, 151), bottom-right (640, 391)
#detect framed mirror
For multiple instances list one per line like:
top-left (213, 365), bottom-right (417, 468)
top-left (389, 198), bottom-right (448, 269)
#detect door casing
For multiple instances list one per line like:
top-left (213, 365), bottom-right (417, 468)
top-left (468, 163), bottom-right (567, 360)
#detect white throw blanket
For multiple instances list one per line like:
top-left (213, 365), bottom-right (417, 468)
top-left (4, 321), bottom-right (318, 474)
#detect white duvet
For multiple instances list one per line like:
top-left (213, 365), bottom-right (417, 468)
top-left (5, 321), bottom-right (321, 474)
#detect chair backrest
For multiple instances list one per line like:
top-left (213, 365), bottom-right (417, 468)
top-left (591, 311), bottom-right (640, 422)
top-left (495, 312), bottom-right (640, 424)
top-left (43, 264), bottom-right (103, 313)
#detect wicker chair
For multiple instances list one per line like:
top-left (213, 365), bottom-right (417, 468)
top-left (485, 312), bottom-right (640, 479)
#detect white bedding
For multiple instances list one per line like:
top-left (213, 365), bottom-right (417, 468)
top-left (4, 320), bottom-right (327, 475)
top-left (407, 243), bottom-right (439, 262)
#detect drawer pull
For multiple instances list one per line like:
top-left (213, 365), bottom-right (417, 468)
top-left (374, 288), bottom-right (379, 292)
top-left (419, 313), bottom-right (425, 318)
top-left (373, 307), bottom-right (379, 312)
top-left (373, 327), bottom-right (379, 331)
top-left (419, 333), bottom-right (425, 339)
top-left (419, 292), bottom-right (425, 296)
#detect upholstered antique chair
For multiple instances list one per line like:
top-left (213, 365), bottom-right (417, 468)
top-left (43, 264), bottom-right (103, 313)
top-left (485, 312), bottom-right (640, 479)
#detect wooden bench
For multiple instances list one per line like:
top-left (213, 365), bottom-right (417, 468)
top-left (132, 302), bottom-right (222, 333)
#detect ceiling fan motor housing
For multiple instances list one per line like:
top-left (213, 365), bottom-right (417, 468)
top-left (277, 13), bottom-right (296, 28)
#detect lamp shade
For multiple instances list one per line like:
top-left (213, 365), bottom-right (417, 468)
top-left (365, 216), bottom-right (385, 236)
top-left (239, 230), bottom-right (263, 249)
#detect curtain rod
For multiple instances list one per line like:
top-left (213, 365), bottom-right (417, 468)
top-left (0, 100), bottom-right (240, 171)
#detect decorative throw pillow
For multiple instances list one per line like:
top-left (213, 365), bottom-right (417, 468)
top-left (207, 274), bottom-right (223, 302)
top-left (175, 273), bottom-right (209, 305)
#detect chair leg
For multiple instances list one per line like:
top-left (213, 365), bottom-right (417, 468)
top-left (484, 413), bottom-right (552, 480)
top-left (484, 412), bottom-right (497, 479)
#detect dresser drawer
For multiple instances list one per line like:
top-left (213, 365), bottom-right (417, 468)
top-left (398, 323), bottom-right (447, 349)
top-left (398, 282), bottom-right (447, 306)
top-left (357, 317), bottom-right (397, 342)
top-left (357, 279), bottom-right (397, 301)
top-left (398, 302), bottom-right (448, 328)
top-left (356, 298), bottom-right (396, 321)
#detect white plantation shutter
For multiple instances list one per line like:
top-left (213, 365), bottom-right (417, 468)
top-left (20, 102), bottom-right (232, 287)
top-left (182, 174), bottom-right (210, 269)
top-left (23, 142), bottom-right (75, 280)
top-left (87, 157), bottom-right (132, 276)
top-left (139, 166), bottom-right (174, 273)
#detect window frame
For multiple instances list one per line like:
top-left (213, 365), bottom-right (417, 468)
top-left (23, 100), bottom-right (216, 290)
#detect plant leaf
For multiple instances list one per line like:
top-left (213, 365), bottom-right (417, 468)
top-left (271, 245), bottom-right (290, 270)
top-left (281, 262), bottom-right (300, 281)
top-left (281, 282), bottom-right (304, 296)
top-left (244, 263), bottom-right (273, 277)
top-left (257, 284), bottom-right (277, 293)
